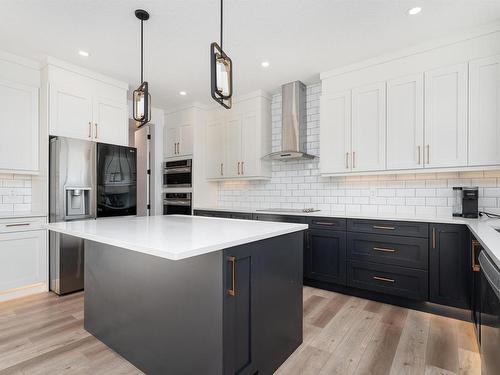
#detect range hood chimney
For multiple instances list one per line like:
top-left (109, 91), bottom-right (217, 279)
top-left (263, 81), bottom-right (315, 161)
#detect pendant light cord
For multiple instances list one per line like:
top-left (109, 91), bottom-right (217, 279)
top-left (220, 0), bottom-right (223, 50)
top-left (140, 19), bottom-right (144, 83)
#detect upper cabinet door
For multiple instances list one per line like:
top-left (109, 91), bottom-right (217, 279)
top-left (387, 74), bottom-right (424, 170)
top-left (225, 116), bottom-right (243, 178)
top-left (165, 127), bottom-right (180, 158)
top-left (206, 121), bottom-right (226, 179)
top-left (92, 96), bottom-right (128, 146)
top-left (424, 63), bottom-right (468, 168)
top-left (178, 125), bottom-right (193, 156)
top-left (351, 82), bottom-right (386, 172)
top-left (0, 79), bottom-right (39, 172)
top-left (49, 80), bottom-right (93, 141)
top-left (469, 55), bottom-right (500, 167)
top-left (320, 92), bottom-right (351, 174)
top-left (240, 113), bottom-right (258, 177)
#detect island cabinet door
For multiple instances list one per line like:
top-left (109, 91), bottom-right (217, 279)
top-left (223, 249), bottom-right (258, 375)
top-left (305, 229), bottom-right (347, 285)
top-left (429, 224), bottom-right (470, 309)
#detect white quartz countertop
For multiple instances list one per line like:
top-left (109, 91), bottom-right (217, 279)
top-left (45, 215), bottom-right (308, 261)
top-left (195, 206), bottom-right (500, 269)
top-left (0, 211), bottom-right (47, 219)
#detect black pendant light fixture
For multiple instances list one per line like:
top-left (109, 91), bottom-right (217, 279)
top-left (210, 0), bottom-right (233, 109)
top-left (133, 9), bottom-right (151, 128)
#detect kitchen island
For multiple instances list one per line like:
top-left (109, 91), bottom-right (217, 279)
top-left (46, 215), bottom-right (307, 375)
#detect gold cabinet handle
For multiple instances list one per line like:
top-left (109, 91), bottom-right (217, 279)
top-left (237, 162), bottom-right (241, 175)
top-left (472, 240), bottom-right (481, 272)
top-left (352, 151), bottom-right (356, 169)
top-left (432, 228), bottom-right (436, 249)
top-left (220, 163), bottom-right (223, 176)
top-left (88, 122), bottom-right (92, 138)
top-left (241, 161), bottom-right (244, 175)
top-left (94, 123), bottom-right (98, 139)
top-left (5, 223), bottom-right (30, 227)
top-left (315, 221), bottom-right (336, 226)
top-left (417, 145), bottom-right (421, 165)
top-left (346, 152), bottom-right (349, 169)
top-left (177, 142), bottom-right (180, 154)
top-left (373, 247), bottom-right (396, 253)
top-left (426, 145), bottom-right (430, 164)
top-left (373, 276), bottom-right (395, 283)
top-left (228, 256), bottom-right (236, 296)
top-left (373, 225), bottom-right (395, 230)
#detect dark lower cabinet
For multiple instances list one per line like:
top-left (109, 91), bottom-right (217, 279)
top-left (429, 224), bottom-right (470, 309)
top-left (223, 232), bottom-right (303, 375)
top-left (305, 229), bottom-right (346, 285)
top-left (347, 260), bottom-right (428, 300)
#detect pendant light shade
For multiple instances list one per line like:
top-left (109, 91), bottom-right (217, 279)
top-left (210, 0), bottom-right (233, 109)
top-left (133, 9), bottom-right (151, 128)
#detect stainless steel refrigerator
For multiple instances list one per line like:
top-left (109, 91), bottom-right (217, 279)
top-left (49, 137), bottom-right (137, 295)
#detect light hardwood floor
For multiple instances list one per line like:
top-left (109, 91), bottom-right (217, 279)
top-left (0, 287), bottom-right (480, 375)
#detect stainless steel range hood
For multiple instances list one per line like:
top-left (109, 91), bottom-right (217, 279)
top-left (263, 81), bottom-right (315, 161)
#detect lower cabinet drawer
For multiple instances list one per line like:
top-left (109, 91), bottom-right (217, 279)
top-left (347, 233), bottom-right (428, 270)
top-left (347, 261), bottom-right (428, 301)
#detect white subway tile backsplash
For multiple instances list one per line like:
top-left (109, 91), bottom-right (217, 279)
top-left (0, 175), bottom-right (32, 213)
top-left (217, 83), bottom-right (500, 216)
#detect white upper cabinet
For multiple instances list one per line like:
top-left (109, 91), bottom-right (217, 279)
top-left (469, 55), bottom-right (500, 166)
top-left (320, 91), bottom-right (351, 174)
top-left (386, 74), bottom-right (424, 170)
top-left (0, 79), bottom-right (39, 173)
top-left (424, 63), bottom-right (468, 168)
top-left (92, 95), bottom-right (128, 145)
top-left (165, 124), bottom-right (193, 158)
top-left (351, 82), bottom-right (386, 172)
top-left (47, 61), bottom-right (129, 146)
top-left (205, 92), bottom-right (271, 180)
top-left (206, 120), bottom-right (226, 178)
top-left (49, 73), bottom-right (93, 140)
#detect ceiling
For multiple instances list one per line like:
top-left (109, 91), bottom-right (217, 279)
top-left (2, 0), bottom-right (500, 110)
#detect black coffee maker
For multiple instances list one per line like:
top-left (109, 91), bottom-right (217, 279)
top-left (462, 187), bottom-right (479, 218)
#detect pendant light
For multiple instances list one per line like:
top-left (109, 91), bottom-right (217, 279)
top-left (133, 9), bottom-right (151, 128)
top-left (210, 0), bottom-right (233, 109)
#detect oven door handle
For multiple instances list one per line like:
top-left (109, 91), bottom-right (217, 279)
top-left (163, 200), bottom-right (192, 206)
top-left (164, 167), bottom-right (192, 174)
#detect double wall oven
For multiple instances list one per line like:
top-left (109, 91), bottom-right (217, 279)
top-left (163, 159), bottom-right (192, 215)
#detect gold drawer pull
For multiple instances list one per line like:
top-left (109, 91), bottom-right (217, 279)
top-left (472, 240), bottom-right (481, 272)
top-left (5, 223), bottom-right (30, 227)
top-left (373, 225), bottom-right (395, 230)
top-left (373, 247), bottom-right (396, 253)
top-left (228, 256), bottom-right (236, 296)
top-left (373, 276), bottom-right (395, 283)
top-left (315, 221), bottom-right (335, 226)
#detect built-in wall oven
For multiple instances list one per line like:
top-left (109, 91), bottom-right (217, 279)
top-left (163, 159), bottom-right (192, 188)
top-left (163, 192), bottom-right (192, 215)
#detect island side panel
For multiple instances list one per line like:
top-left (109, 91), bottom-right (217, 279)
top-left (84, 240), bottom-right (223, 375)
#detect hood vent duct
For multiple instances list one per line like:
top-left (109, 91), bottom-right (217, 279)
top-left (263, 81), bottom-right (316, 161)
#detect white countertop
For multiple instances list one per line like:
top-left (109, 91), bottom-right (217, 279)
top-left (195, 206), bottom-right (500, 269)
top-left (45, 215), bottom-right (308, 261)
top-left (0, 211), bottom-right (47, 219)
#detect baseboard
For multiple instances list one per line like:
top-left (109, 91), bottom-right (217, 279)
top-left (0, 283), bottom-right (48, 303)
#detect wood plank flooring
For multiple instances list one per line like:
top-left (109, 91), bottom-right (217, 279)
top-left (0, 287), bottom-right (480, 375)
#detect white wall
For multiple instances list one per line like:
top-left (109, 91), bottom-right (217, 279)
top-left (217, 83), bottom-right (500, 218)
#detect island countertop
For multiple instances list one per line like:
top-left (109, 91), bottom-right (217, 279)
top-left (45, 215), bottom-right (308, 261)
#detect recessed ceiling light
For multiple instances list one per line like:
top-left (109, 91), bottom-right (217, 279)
top-left (78, 50), bottom-right (90, 57)
top-left (408, 7), bottom-right (422, 15)
top-left (261, 61), bottom-right (270, 68)
top-left (179, 91), bottom-right (187, 96)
